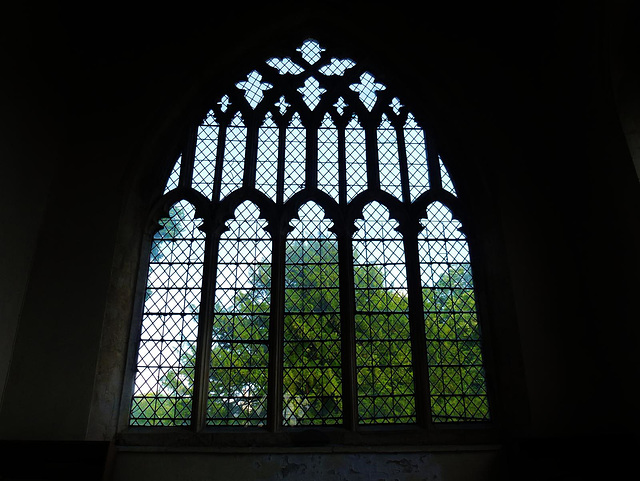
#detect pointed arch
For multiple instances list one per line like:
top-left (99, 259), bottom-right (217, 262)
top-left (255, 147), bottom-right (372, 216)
top-left (220, 112), bottom-right (247, 199)
top-left (256, 112), bottom-right (279, 202)
top-left (352, 201), bottom-right (415, 423)
top-left (130, 200), bottom-right (205, 426)
top-left (346, 114), bottom-right (367, 202)
top-left (318, 113), bottom-right (340, 202)
top-left (208, 200), bottom-right (271, 425)
top-left (377, 114), bottom-right (402, 200)
top-left (283, 201), bottom-right (342, 426)
top-left (418, 202), bottom-right (489, 422)
top-left (126, 39), bottom-right (492, 435)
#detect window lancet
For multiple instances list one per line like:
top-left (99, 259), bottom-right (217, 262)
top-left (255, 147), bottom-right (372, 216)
top-left (377, 115), bottom-right (403, 200)
top-left (346, 115), bottom-right (367, 202)
top-left (193, 111), bottom-right (219, 199)
top-left (220, 113), bottom-right (246, 199)
top-left (256, 113), bottom-right (279, 201)
top-left (128, 39), bottom-right (490, 433)
top-left (353, 202), bottom-right (415, 424)
top-left (419, 203), bottom-right (489, 422)
top-left (283, 202), bottom-right (342, 426)
top-left (208, 201), bottom-right (271, 426)
top-left (131, 201), bottom-right (205, 426)
top-left (284, 113), bottom-right (306, 202)
top-left (318, 113), bottom-right (339, 202)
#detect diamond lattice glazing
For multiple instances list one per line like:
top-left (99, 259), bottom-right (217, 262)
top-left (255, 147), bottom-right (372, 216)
top-left (132, 38), bottom-right (491, 431)
top-left (208, 201), bottom-right (271, 425)
top-left (256, 113), bottom-right (279, 201)
top-left (193, 110), bottom-right (219, 199)
top-left (419, 202), bottom-right (489, 422)
top-left (130, 201), bottom-right (205, 426)
top-left (283, 203), bottom-right (342, 426)
top-left (318, 113), bottom-right (339, 202)
top-left (220, 113), bottom-right (246, 199)
top-left (378, 115), bottom-right (402, 200)
top-left (346, 116), bottom-right (367, 202)
top-left (283, 113), bottom-right (306, 202)
top-left (353, 202), bottom-right (416, 423)
top-left (404, 114), bottom-right (429, 202)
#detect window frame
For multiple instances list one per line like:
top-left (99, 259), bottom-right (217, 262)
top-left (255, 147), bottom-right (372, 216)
top-left (117, 39), bottom-right (500, 447)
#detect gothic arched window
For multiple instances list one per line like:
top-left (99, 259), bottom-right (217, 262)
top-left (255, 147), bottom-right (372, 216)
top-left (126, 39), bottom-right (491, 433)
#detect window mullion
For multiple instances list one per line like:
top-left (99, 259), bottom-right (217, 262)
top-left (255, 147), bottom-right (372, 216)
top-left (276, 123), bottom-right (286, 205)
top-left (179, 125), bottom-right (197, 189)
top-left (396, 124), bottom-right (411, 204)
top-left (212, 121), bottom-right (228, 202)
top-left (337, 124), bottom-right (347, 206)
top-left (306, 120), bottom-right (318, 190)
top-left (338, 229), bottom-right (358, 430)
top-left (190, 221), bottom-right (219, 430)
top-left (365, 124), bottom-right (380, 191)
top-left (267, 227), bottom-right (286, 431)
top-left (401, 221), bottom-right (432, 428)
top-left (425, 130), bottom-right (441, 192)
top-left (244, 117), bottom-right (259, 190)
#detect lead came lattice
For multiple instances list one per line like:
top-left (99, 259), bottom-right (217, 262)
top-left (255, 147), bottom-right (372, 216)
top-left (130, 201), bottom-right (205, 426)
top-left (129, 38), bottom-right (491, 429)
top-left (419, 202), bottom-right (489, 422)
top-left (353, 202), bottom-right (416, 424)
top-left (208, 201), bottom-right (271, 425)
top-left (283, 203), bottom-right (343, 425)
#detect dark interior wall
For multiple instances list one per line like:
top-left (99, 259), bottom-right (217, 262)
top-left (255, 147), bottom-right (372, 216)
top-left (0, 1), bottom-right (638, 478)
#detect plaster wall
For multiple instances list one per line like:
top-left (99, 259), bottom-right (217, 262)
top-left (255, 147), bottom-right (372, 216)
top-left (111, 449), bottom-right (501, 481)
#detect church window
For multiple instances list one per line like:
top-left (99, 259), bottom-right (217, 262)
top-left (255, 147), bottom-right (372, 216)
top-left (126, 39), bottom-right (491, 432)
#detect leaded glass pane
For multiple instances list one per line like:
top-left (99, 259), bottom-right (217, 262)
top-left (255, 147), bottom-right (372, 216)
top-left (220, 113), bottom-right (246, 199)
top-left (136, 39), bottom-right (489, 432)
top-left (193, 110), bottom-right (219, 199)
top-left (439, 156), bottom-right (457, 196)
top-left (267, 57), bottom-right (305, 75)
top-left (405, 114), bottom-right (430, 201)
top-left (319, 58), bottom-right (355, 76)
top-left (318, 113), bottom-right (339, 202)
top-left (130, 201), bottom-right (205, 426)
top-left (256, 113), bottom-right (279, 201)
top-left (353, 202), bottom-right (415, 424)
top-left (208, 201), bottom-right (271, 426)
top-left (164, 154), bottom-right (181, 194)
top-left (283, 202), bottom-right (342, 425)
top-left (297, 39), bottom-right (324, 65)
top-left (298, 77), bottom-right (326, 111)
top-left (419, 202), bottom-right (489, 422)
top-left (236, 70), bottom-right (272, 109)
top-left (377, 115), bottom-right (402, 200)
top-left (283, 113), bottom-right (306, 202)
top-left (349, 72), bottom-right (385, 112)
top-left (346, 115), bottom-right (367, 202)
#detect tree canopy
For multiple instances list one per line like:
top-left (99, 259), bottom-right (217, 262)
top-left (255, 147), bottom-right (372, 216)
top-left (131, 208), bottom-right (489, 426)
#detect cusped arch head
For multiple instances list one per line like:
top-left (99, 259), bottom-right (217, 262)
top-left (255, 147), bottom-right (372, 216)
top-left (418, 200), bottom-right (469, 240)
top-left (282, 195), bottom-right (343, 238)
top-left (348, 191), bottom-right (406, 233)
top-left (148, 192), bottom-right (208, 235)
top-left (215, 189), bottom-right (275, 236)
top-left (412, 191), bottom-right (464, 224)
top-left (282, 190), bottom-right (343, 235)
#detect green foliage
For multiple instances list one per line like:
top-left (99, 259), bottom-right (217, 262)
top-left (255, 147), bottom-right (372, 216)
top-left (424, 265), bottom-right (489, 422)
top-left (141, 240), bottom-right (488, 426)
top-left (352, 248), bottom-right (415, 422)
top-left (282, 239), bottom-right (342, 425)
